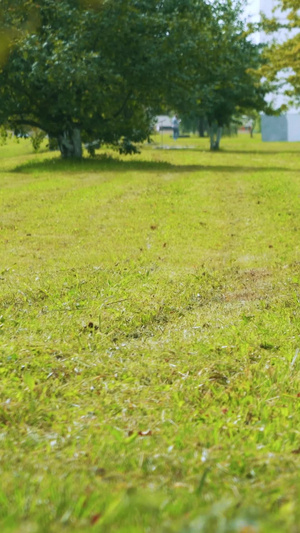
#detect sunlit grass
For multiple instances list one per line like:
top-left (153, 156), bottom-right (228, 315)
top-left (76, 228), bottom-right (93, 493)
top-left (0, 135), bottom-right (300, 532)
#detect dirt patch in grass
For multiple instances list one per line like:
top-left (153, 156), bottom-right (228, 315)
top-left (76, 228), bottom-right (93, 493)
top-left (223, 268), bottom-right (273, 302)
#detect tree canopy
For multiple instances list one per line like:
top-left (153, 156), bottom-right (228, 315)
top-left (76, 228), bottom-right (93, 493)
top-left (0, 0), bottom-right (270, 156)
top-left (171, 1), bottom-right (272, 149)
top-left (260, 0), bottom-right (300, 107)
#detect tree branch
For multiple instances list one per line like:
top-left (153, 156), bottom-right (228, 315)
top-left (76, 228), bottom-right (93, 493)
top-left (9, 118), bottom-right (45, 130)
top-left (113, 91), bottom-right (133, 119)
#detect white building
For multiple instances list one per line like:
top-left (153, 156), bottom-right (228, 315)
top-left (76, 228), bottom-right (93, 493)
top-left (155, 115), bottom-right (173, 132)
top-left (260, 0), bottom-right (300, 141)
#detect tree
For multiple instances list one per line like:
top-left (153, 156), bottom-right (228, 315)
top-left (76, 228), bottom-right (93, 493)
top-left (170, 1), bottom-right (272, 150)
top-left (0, 0), bottom-right (272, 156)
top-left (0, 0), bottom-right (164, 157)
top-left (0, 0), bottom-right (217, 158)
top-left (260, 0), bottom-right (300, 107)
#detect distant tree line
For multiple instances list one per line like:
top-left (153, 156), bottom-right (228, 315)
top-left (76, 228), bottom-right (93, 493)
top-left (0, 0), bottom-right (273, 157)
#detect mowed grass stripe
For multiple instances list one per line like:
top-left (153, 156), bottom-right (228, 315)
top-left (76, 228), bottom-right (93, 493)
top-left (0, 136), bottom-right (300, 532)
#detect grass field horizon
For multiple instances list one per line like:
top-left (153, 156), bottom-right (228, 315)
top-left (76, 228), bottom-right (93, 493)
top-left (0, 134), bottom-right (300, 532)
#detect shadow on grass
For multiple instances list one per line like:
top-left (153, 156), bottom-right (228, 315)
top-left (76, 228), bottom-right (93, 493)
top-left (13, 154), bottom-right (297, 175)
top-left (154, 147), bottom-right (300, 155)
top-left (219, 149), bottom-right (300, 155)
top-left (152, 144), bottom-right (300, 155)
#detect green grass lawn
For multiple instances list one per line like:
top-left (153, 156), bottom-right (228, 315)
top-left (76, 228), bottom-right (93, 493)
top-left (0, 134), bottom-right (300, 532)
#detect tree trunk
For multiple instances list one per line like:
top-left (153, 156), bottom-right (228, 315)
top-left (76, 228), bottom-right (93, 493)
top-left (58, 128), bottom-right (82, 158)
top-left (209, 127), bottom-right (214, 150)
top-left (215, 126), bottom-right (222, 149)
top-left (209, 125), bottom-right (222, 150)
top-left (198, 117), bottom-right (205, 138)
